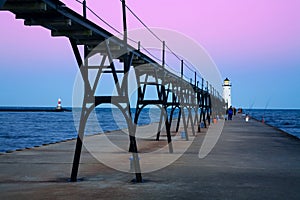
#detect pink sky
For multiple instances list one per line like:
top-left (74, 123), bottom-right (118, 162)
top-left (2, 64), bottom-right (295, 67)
top-left (0, 0), bottom-right (300, 108)
top-left (96, 0), bottom-right (300, 59)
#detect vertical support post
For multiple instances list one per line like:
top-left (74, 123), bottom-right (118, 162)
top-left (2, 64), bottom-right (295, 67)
top-left (122, 0), bottom-right (128, 46)
top-left (156, 108), bottom-right (165, 141)
top-left (181, 105), bottom-right (189, 141)
top-left (212, 87), bottom-right (214, 119)
top-left (71, 104), bottom-right (93, 181)
top-left (176, 108), bottom-right (181, 132)
top-left (138, 41), bottom-right (141, 51)
top-left (83, 0), bottom-right (86, 18)
top-left (194, 75), bottom-right (199, 132)
top-left (161, 84), bottom-right (173, 153)
top-left (165, 111), bottom-right (174, 152)
top-left (122, 0), bottom-right (142, 183)
top-left (197, 83), bottom-right (201, 132)
top-left (201, 78), bottom-right (206, 128)
top-left (206, 81), bottom-right (210, 125)
top-left (69, 39), bottom-right (94, 182)
top-left (194, 71), bottom-right (197, 86)
top-left (82, 1), bottom-right (88, 68)
top-left (206, 81), bottom-right (209, 92)
top-left (162, 41), bottom-right (165, 67)
top-left (181, 60), bottom-right (183, 78)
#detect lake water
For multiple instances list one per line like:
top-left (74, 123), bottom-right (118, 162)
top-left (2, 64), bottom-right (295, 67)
top-left (0, 107), bottom-right (164, 153)
top-left (245, 109), bottom-right (300, 139)
top-left (1, 108), bottom-right (299, 153)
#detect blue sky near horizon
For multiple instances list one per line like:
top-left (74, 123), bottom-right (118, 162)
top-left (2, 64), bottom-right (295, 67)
top-left (0, 0), bottom-right (300, 109)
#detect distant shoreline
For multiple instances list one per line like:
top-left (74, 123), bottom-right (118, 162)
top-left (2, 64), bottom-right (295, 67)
top-left (0, 107), bottom-right (71, 112)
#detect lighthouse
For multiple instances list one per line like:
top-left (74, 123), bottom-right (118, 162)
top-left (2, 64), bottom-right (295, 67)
top-left (223, 78), bottom-right (232, 109)
top-left (56, 98), bottom-right (62, 111)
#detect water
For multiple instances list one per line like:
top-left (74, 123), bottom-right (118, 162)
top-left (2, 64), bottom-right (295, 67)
top-left (0, 107), bottom-right (169, 153)
top-left (1, 108), bottom-right (299, 153)
top-left (0, 111), bottom-right (76, 152)
top-left (245, 109), bottom-right (300, 139)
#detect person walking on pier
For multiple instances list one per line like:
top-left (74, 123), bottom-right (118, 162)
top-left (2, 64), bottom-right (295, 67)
top-left (228, 106), bottom-right (233, 120)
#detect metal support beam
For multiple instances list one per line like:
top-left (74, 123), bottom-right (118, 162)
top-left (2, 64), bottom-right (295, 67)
top-left (1, 2), bottom-right (47, 11)
top-left (83, 0), bottom-right (86, 18)
top-left (176, 108), bottom-right (181, 132)
top-left (162, 41), bottom-right (165, 67)
top-left (122, 0), bottom-right (128, 47)
top-left (24, 19), bottom-right (72, 26)
top-left (194, 71), bottom-right (197, 86)
top-left (121, 0), bottom-right (142, 183)
top-left (0, 0), bottom-right (7, 8)
top-left (70, 101), bottom-right (94, 182)
top-left (181, 60), bottom-right (183, 78)
top-left (69, 38), bottom-right (94, 182)
top-left (181, 106), bottom-right (190, 141)
top-left (52, 30), bottom-right (93, 37)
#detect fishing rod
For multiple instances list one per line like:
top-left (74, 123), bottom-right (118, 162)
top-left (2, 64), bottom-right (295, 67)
top-left (262, 97), bottom-right (271, 123)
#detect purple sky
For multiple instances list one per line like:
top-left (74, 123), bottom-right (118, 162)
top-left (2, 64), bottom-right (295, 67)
top-left (0, 0), bottom-right (300, 108)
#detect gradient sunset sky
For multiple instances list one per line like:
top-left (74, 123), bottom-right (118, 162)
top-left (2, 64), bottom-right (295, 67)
top-left (0, 0), bottom-right (300, 108)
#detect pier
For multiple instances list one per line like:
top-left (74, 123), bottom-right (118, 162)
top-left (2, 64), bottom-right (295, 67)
top-left (0, 115), bottom-right (300, 199)
top-left (0, 0), bottom-right (225, 182)
top-left (1, 2), bottom-right (300, 199)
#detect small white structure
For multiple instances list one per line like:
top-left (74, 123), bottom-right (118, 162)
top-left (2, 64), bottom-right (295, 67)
top-left (223, 78), bottom-right (232, 108)
top-left (56, 98), bottom-right (62, 110)
top-left (245, 115), bottom-right (250, 122)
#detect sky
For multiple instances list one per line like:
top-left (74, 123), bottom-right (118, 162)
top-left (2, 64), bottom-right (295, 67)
top-left (0, 0), bottom-right (300, 109)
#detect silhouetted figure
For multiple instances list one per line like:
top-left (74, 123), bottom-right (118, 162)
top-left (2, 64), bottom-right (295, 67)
top-left (233, 107), bottom-right (236, 115)
top-left (228, 106), bottom-right (233, 120)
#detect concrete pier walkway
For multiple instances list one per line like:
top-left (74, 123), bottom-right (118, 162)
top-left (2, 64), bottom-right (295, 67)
top-left (1, 115), bottom-right (300, 199)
